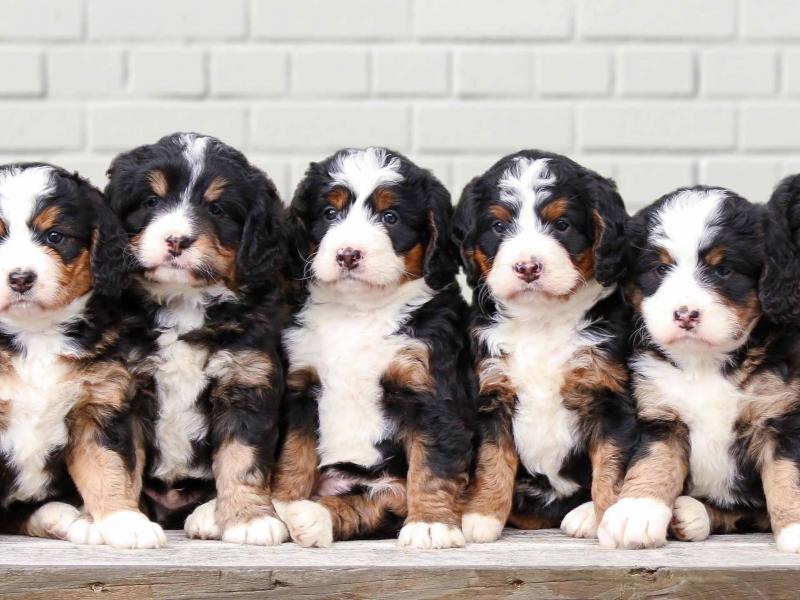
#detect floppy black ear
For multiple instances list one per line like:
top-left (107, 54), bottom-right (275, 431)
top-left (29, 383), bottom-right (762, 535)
top-left (453, 177), bottom-right (483, 288)
top-left (583, 172), bottom-right (629, 287)
top-left (421, 172), bottom-right (459, 290)
top-left (85, 182), bottom-right (129, 299)
top-left (760, 175), bottom-right (800, 324)
top-left (284, 168), bottom-right (319, 284)
top-left (235, 166), bottom-right (286, 292)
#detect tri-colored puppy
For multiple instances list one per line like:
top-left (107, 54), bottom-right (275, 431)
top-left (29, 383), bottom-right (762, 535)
top-left (273, 147), bottom-right (474, 549)
top-left (105, 133), bottom-right (288, 545)
top-left (453, 150), bottom-right (636, 543)
top-left (598, 185), bottom-right (800, 553)
top-left (0, 163), bottom-right (166, 548)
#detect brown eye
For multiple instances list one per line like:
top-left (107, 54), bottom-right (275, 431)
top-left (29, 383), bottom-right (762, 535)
top-left (492, 220), bottom-right (508, 234)
top-left (553, 218), bottom-right (569, 231)
top-left (46, 230), bottom-right (64, 245)
top-left (381, 210), bottom-right (398, 225)
top-left (208, 203), bottom-right (224, 216)
top-left (323, 206), bottom-right (338, 220)
top-left (714, 265), bottom-right (732, 278)
top-left (656, 264), bottom-right (671, 276)
top-left (144, 196), bottom-right (161, 209)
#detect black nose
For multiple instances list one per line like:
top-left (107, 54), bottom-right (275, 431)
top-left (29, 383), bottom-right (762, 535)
top-left (336, 247), bottom-right (362, 270)
top-left (674, 305), bottom-right (701, 330)
top-left (166, 235), bottom-right (194, 257)
top-left (8, 270), bottom-right (36, 294)
top-left (513, 261), bottom-right (543, 283)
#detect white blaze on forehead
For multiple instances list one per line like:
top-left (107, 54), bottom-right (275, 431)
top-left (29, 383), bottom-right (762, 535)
top-left (179, 133), bottom-right (209, 205)
top-left (328, 147), bottom-right (403, 206)
top-left (498, 157), bottom-right (555, 232)
top-left (0, 166), bottom-right (54, 228)
top-left (651, 188), bottom-right (725, 267)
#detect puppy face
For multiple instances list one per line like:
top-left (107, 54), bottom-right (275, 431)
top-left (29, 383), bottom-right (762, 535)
top-left (454, 151), bottom-right (627, 305)
top-left (0, 164), bottom-right (124, 317)
top-left (627, 187), bottom-right (763, 354)
top-left (106, 133), bottom-right (283, 291)
top-left (289, 147), bottom-right (456, 294)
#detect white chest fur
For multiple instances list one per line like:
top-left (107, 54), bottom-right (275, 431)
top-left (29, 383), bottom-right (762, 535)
top-left (0, 329), bottom-right (83, 504)
top-left (284, 280), bottom-right (433, 469)
top-left (633, 352), bottom-right (745, 505)
top-left (149, 288), bottom-right (216, 483)
top-left (478, 283), bottom-right (611, 501)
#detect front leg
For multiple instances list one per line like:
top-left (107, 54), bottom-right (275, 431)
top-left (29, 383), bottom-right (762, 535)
top-left (761, 444), bottom-right (800, 553)
top-left (67, 365), bottom-right (166, 549)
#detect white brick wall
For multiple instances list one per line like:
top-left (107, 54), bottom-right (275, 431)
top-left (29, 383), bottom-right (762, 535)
top-left (3, 0), bottom-right (800, 208)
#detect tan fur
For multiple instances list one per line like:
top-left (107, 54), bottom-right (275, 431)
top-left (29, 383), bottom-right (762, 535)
top-left (401, 243), bottom-right (424, 282)
top-left (207, 349), bottom-right (272, 388)
top-left (618, 437), bottom-right (689, 505)
top-left (193, 231), bottom-right (238, 287)
top-left (540, 197), bottom-right (569, 223)
top-left (761, 448), bottom-right (800, 536)
top-left (52, 246), bottom-right (92, 309)
top-left (507, 512), bottom-right (560, 529)
top-left (319, 480), bottom-right (408, 540)
top-left (148, 170), bottom-right (168, 197)
top-left (327, 187), bottom-right (349, 211)
top-left (204, 176), bottom-right (227, 202)
top-left (31, 205), bottom-right (61, 232)
top-left (670, 501), bottom-right (769, 539)
top-left (467, 248), bottom-right (492, 280)
top-left (405, 434), bottom-right (465, 526)
top-left (590, 439), bottom-right (624, 519)
top-left (463, 436), bottom-right (518, 523)
top-left (213, 439), bottom-right (275, 528)
top-left (373, 187), bottom-right (394, 212)
top-left (489, 204), bottom-right (512, 222)
top-left (703, 244), bottom-right (726, 267)
top-left (382, 341), bottom-right (433, 393)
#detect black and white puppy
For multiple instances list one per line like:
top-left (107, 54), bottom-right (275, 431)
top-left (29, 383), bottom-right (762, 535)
top-left (0, 163), bottom-right (166, 548)
top-left (598, 186), bottom-right (800, 553)
top-left (105, 133), bottom-right (287, 545)
top-left (453, 150), bottom-right (636, 543)
top-left (273, 147), bottom-right (474, 549)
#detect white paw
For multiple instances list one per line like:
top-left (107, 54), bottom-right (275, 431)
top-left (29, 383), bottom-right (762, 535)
top-left (184, 500), bottom-right (221, 540)
top-left (561, 501), bottom-right (598, 539)
top-left (598, 498), bottom-right (671, 549)
top-left (65, 515), bottom-right (104, 546)
top-left (284, 500), bottom-right (333, 548)
top-left (97, 510), bottom-right (167, 549)
top-left (26, 502), bottom-right (81, 539)
top-left (398, 522), bottom-right (466, 549)
top-left (671, 496), bottom-right (710, 542)
top-left (461, 513), bottom-right (504, 543)
top-left (222, 515), bottom-right (289, 546)
top-left (776, 522), bottom-right (800, 553)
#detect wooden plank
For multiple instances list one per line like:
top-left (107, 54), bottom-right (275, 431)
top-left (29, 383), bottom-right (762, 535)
top-left (1, 530), bottom-right (799, 599)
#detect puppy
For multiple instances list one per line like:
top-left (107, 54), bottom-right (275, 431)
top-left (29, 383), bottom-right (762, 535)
top-left (598, 185), bottom-right (800, 553)
top-left (453, 150), bottom-right (636, 543)
top-left (105, 132), bottom-right (287, 545)
top-left (0, 163), bottom-right (165, 548)
top-left (273, 147), bottom-right (474, 549)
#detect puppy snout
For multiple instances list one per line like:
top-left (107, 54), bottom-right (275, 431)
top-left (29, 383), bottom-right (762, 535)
top-left (165, 235), bottom-right (194, 257)
top-left (8, 270), bottom-right (36, 294)
top-left (513, 260), bottom-right (543, 283)
top-left (336, 247), bottom-right (362, 270)
top-left (673, 305), bottom-right (701, 330)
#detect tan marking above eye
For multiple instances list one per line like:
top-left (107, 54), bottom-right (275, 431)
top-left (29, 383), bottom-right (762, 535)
top-left (148, 169), bottom-right (168, 198)
top-left (489, 204), bottom-right (512, 222)
top-left (658, 247), bottom-right (675, 266)
top-left (327, 187), bottom-right (350, 211)
top-left (31, 205), bottom-right (61, 232)
top-left (539, 197), bottom-right (569, 222)
top-left (0, 219), bottom-right (6, 238)
top-left (204, 176), bottom-right (227, 202)
top-left (704, 245), bottom-right (726, 267)
top-left (373, 188), bottom-right (394, 212)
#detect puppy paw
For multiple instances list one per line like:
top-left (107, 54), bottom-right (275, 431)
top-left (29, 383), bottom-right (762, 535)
top-left (97, 510), bottom-right (167, 549)
top-left (461, 513), bottom-right (504, 543)
top-left (670, 496), bottom-right (710, 542)
top-left (561, 501), bottom-right (598, 539)
top-left (65, 515), bottom-right (104, 546)
top-left (598, 498), bottom-right (671, 549)
top-left (25, 502), bottom-right (81, 540)
top-left (398, 522), bottom-right (466, 549)
top-left (284, 500), bottom-right (333, 548)
top-left (184, 500), bottom-right (221, 540)
top-left (222, 515), bottom-right (289, 546)
top-left (775, 523), bottom-right (800, 553)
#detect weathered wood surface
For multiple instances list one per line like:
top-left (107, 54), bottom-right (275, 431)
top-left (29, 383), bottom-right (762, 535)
top-left (1, 529), bottom-right (799, 599)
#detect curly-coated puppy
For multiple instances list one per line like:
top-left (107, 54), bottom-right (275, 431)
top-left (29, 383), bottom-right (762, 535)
top-left (453, 150), bottom-right (637, 543)
top-left (598, 185), bottom-right (800, 553)
top-left (273, 147), bottom-right (474, 549)
top-left (105, 132), bottom-right (287, 545)
top-left (0, 163), bottom-right (165, 548)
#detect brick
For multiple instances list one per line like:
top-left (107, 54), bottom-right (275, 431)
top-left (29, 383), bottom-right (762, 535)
top-left (618, 48), bottom-right (695, 96)
top-left (452, 157), bottom-right (503, 195)
top-left (90, 104), bottom-right (247, 151)
top-left (87, 0), bottom-right (246, 40)
top-left (537, 49), bottom-right (611, 96)
top-left (416, 0), bottom-right (571, 39)
top-left (211, 49), bottom-right (287, 97)
top-left (614, 159), bottom-right (695, 210)
top-left (456, 50), bottom-right (533, 97)
top-left (416, 103), bottom-right (572, 152)
top-left (0, 50), bottom-right (43, 97)
top-left (0, 105), bottom-right (82, 151)
top-left (247, 156), bottom-right (291, 202)
top-left (700, 159), bottom-right (779, 203)
top-left (578, 0), bottom-right (736, 39)
top-left (580, 104), bottom-right (736, 150)
top-left (131, 49), bottom-right (206, 97)
top-left (252, 104), bottom-right (410, 151)
top-left (0, 0), bottom-right (82, 40)
top-left (374, 49), bottom-right (449, 96)
top-left (701, 50), bottom-right (776, 97)
top-left (742, 105), bottom-right (800, 150)
top-left (252, 0), bottom-right (410, 39)
top-left (743, 0), bottom-right (800, 39)
top-left (292, 49), bottom-right (368, 97)
top-left (783, 50), bottom-right (800, 96)
top-left (47, 49), bottom-right (125, 98)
